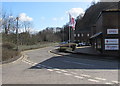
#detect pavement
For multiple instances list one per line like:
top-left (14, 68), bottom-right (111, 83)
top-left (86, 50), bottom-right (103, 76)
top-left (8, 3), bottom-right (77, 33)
top-left (73, 46), bottom-right (119, 60)
top-left (74, 46), bottom-right (101, 56)
top-left (51, 46), bottom-right (119, 61)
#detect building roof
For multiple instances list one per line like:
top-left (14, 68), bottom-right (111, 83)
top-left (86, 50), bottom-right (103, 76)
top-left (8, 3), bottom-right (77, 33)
top-left (90, 32), bottom-right (102, 39)
top-left (96, 9), bottom-right (120, 24)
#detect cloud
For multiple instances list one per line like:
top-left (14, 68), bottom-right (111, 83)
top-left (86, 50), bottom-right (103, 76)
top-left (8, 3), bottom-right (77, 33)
top-left (8, 16), bottom-right (14, 19)
top-left (19, 13), bottom-right (33, 21)
top-left (67, 8), bottom-right (85, 18)
top-left (0, 18), bottom-right (2, 21)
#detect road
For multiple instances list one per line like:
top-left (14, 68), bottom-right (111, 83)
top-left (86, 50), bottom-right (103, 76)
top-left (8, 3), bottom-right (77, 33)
top-left (2, 46), bottom-right (119, 85)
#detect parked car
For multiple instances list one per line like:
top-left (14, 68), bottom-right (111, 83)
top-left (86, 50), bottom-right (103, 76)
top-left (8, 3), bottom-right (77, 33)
top-left (77, 42), bottom-right (90, 46)
top-left (78, 43), bottom-right (85, 46)
top-left (59, 41), bottom-right (68, 45)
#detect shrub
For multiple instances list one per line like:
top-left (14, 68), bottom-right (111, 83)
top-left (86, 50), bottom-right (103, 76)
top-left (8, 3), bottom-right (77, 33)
top-left (59, 47), bottom-right (67, 52)
top-left (2, 42), bottom-right (16, 49)
top-left (2, 42), bottom-right (19, 61)
top-left (2, 48), bottom-right (19, 61)
top-left (59, 43), bottom-right (76, 51)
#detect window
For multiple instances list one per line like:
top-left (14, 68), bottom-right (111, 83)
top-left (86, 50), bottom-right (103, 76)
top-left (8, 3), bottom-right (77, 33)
top-left (87, 34), bottom-right (89, 37)
top-left (81, 34), bottom-right (83, 37)
top-left (78, 34), bottom-right (80, 37)
top-left (74, 34), bottom-right (76, 37)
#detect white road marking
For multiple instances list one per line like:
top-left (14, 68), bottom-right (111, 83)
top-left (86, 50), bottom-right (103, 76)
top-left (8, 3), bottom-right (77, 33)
top-left (74, 76), bottom-right (84, 79)
top-left (25, 60), bottom-right (35, 65)
top-left (71, 72), bottom-right (77, 75)
top-left (54, 54), bottom-right (61, 56)
top-left (32, 64), bottom-right (37, 66)
top-left (47, 69), bottom-right (54, 71)
top-left (63, 60), bottom-right (94, 66)
top-left (112, 81), bottom-right (119, 83)
top-left (22, 52), bottom-right (117, 85)
top-left (60, 70), bottom-right (67, 72)
top-left (22, 60), bottom-right (32, 65)
top-left (56, 71), bottom-right (62, 73)
top-left (95, 77), bottom-right (106, 81)
top-left (25, 59), bottom-right (35, 64)
top-left (105, 82), bottom-right (113, 84)
top-left (54, 69), bottom-right (60, 71)
top-left (80, 74), bottom-right (91, 77)
top-left (63, 73), bottom-right (72, 76)
top-left (34, 63), bottom-right (38, 65)
top-left (88, 79), bottom-right (100, 82)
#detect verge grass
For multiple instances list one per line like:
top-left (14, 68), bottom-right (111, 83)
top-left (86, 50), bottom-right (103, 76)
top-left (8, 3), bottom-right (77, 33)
top-left (2, 42), bottom-right (58, 62)
top-left (19, 42), bottom-right (58, 51)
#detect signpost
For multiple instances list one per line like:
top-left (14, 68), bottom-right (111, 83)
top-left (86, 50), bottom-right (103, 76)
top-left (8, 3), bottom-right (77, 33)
top-left (105, 39), bottom-right (119, 44)
top-left (107, 29), bottom-right (118, 34)
top-left (105, 45), bottom-right (119, 50)
top-left (104, 39), bottom-right (119, 50)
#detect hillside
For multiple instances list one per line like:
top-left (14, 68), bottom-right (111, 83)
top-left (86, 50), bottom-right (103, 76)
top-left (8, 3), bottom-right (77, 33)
top-left (75, 2), bottom-right (119, 33)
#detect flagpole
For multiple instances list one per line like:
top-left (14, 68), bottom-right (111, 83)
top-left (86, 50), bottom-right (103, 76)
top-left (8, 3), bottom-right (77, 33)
top-left (68, 13), bottom-right (71, 48)
top-left (63, 27), bottom-right (64, 42)
top-left (69, 25), bottom-right (70, 48)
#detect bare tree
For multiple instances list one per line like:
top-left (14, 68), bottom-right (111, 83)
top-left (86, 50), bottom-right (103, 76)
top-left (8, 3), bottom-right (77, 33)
top-left (20, 20), bottom-right (33, 33)
top-left (1, 11), bottom-right (18, 34)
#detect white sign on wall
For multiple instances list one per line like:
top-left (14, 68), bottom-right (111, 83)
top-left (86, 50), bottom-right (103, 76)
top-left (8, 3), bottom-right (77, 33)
top-left (105, 45), bottom-right (119, 50)
top-left (107, 29), bottom-right (118, 34)
top-left (105, 39), bottom-right (119, 44)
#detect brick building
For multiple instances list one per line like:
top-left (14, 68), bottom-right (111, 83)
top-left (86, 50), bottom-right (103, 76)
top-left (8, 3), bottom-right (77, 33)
top-left (90, 9), bottom-right (120, 56)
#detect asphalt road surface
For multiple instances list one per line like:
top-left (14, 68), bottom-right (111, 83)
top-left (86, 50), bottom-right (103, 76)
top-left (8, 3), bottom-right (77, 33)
top-left (2, 46), bottom-right (119, 85)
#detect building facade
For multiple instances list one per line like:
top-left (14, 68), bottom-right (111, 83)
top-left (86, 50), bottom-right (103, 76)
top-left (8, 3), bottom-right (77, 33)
top-left (90, 9), bottom-right (120, 56)
top-left (74, 31), bottom-right (91, 44)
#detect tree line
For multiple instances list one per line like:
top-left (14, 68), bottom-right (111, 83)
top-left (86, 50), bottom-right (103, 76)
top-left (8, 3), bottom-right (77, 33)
top-left (1, 11), bottom-right (73, 46)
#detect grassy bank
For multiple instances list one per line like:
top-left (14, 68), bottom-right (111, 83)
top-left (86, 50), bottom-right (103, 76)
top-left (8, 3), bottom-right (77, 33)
top-left (1, 42), bottom-right (58, 62)
top-left (19, 42), bottom-right (58, 51)
top-left (2, 48), bottom-right (19, 62)
top-left (2, 42), bottom-right (20, 62)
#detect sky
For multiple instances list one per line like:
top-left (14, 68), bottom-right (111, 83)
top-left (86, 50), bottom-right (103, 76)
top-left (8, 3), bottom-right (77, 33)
top-left (2, 1), bottom-right (99, 32)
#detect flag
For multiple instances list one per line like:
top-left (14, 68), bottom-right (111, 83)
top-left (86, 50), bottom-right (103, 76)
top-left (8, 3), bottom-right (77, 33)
top-left (69, 13), bottom-right (76, 30)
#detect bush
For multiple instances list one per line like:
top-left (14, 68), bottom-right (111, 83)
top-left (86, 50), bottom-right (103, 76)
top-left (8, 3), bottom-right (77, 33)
top-left (59, 43), bottom-right (76, 51)
top-left (2, 42), bottom-right (19, 61)
top-left (2, 42), bottom-right (16, 49)
top-left (2, 48), bottom-right (19, 61)
top-left (59, 47), bottom-right (67, 52)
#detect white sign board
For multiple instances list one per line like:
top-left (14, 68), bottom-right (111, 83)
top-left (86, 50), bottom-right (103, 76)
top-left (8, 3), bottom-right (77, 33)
top-left (105, 45), bottom-right (119, 50)
top-left (105, 39), bottom-right (119, 44)
top-left (107, 29), bottom-right (118, 34)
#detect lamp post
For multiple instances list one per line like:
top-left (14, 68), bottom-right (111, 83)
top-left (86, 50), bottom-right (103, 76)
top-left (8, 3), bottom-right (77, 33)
top-left (16, 17), bottom-right (19, 51)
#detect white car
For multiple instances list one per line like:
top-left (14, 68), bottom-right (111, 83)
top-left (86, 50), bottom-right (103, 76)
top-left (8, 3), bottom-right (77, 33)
top-left (78, 42), bottom-right (86, 46)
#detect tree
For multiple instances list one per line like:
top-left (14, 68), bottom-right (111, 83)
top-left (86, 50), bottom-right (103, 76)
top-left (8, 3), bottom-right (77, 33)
top-left (21, 21), bottom-right (33, 32)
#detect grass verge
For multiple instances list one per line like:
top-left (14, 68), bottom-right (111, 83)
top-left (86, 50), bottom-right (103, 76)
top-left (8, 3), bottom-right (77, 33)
top-left (2, 48), bottom-right (20, 62)
top-left (1, 42), bottom-right (58, 63)
top-left (19, 42), bottom-right (58, 51)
